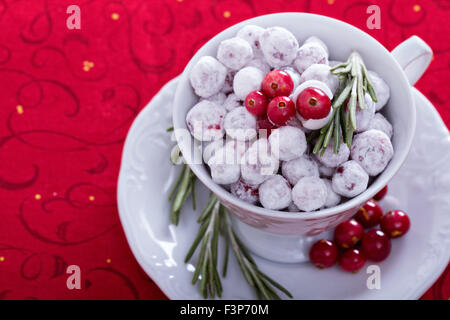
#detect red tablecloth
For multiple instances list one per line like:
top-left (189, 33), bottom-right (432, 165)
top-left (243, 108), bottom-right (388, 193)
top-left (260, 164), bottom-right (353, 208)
top-left (0, 0), bottom-right (448, 300)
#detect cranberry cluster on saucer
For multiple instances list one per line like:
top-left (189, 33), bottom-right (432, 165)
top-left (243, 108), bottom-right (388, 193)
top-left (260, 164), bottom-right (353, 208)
top-left (186, 25), bottom-right (393, 212)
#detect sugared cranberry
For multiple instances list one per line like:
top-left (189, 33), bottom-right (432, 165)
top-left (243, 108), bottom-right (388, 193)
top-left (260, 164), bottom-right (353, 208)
top-left (256, 116), bottom-right (278, 137)
top-left (380, 210), bottom-right (410, 238)
top-left (267, 96), bottom-right (296, 126)
top-left (245, 91), bottom-right (268, 116)
top-left (373, 185), bottom-right (388, 201)
top-left (362, 229), bottom-right (391, 262)
top-left (339, 248), bottom-right (366, 273)
top-left (309, 239), bottom-right (339, 269)
top-left (354, 200), bottom-right (383, 228)
top-left (262, 70), bottom-right (294, 98)
top-left (334, 219), bottom-right (364, 249)
top-left (296, 87), bottom-right (331, 120)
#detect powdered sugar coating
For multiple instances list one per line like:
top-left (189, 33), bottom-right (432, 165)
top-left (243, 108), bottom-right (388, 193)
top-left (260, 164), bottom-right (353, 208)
top-left (202, 91), bottom-right (227, 105)
top-left (203, 139), bottom-right (225, 163)
top-left (260, 27), bottom-right (299, 68)
top-left (236, 25), bottom-right (265, 58)
top-left (332, 160), bottom-right (369, 197)
top-left (224, 107), bottom-right (257, 141)
top-left (208, 145), bottom-right (241, 185)
top-left (186, 100), bottom-right (226, 141)
top-left (223, 93), bottom-right (242, 112)
top-left (318, 161), bottom-right (335, 177)
top-left (246, 58), bottom-right (271, 75)
top-left (298, 108), bottom-right (334, 131)
top-left (222, 70), bottom-right (236, 94)
top-left (304, 36), bottom-right (329, 55)
top-left (368, 113), bottom-right (393, 139)
top-left (314, 139), bottom-right (350, 168)
top-left (322, 178), bottom-right (341, 208)
top-left (294, 42), bottom-right (329, 74)
top-left (217, 37), bottom-right (253, 70)
top-left (292, 176), bottom-right (327, 212)
top-left (329, 60), bottom-right (344, 68)
top-left (259, 175), bottom-right (292, 210)
top-left (240, 139), bottom-right (279, 186)
top-left (281, 155), bottom-right (319, 185)
top-left (355, 93), bottom-right (376, 133)
top-left (233, 66), bottom-right (264, 100)
top-left (230, 179), bottom-right (259, 204)
top-left (368, 71), bottom-right (390, 111)
top-left (299, 64), bottom-right (339, 94)
top-left (281, 66), bottom-right (301, 90)
top-left (269, 126), bottom-right (307, 161)
top-left (350, 129), bottom-right (394, 176)
top-left (190, 56), bottom-right (227, 98)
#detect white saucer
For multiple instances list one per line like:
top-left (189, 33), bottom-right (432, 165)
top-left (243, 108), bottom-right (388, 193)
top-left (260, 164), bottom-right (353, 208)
top-left (117, 78), bottom-right (450, 300)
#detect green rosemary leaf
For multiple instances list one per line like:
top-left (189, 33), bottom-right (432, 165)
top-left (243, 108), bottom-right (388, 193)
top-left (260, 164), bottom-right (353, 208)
top-left (334, 111), bottom-right (341, 154)
top-left (313, 132), bottom-right (326, 155)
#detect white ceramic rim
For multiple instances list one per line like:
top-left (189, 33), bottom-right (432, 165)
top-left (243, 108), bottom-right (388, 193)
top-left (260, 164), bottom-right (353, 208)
top-left (172, 12), bottom-right (416, 221)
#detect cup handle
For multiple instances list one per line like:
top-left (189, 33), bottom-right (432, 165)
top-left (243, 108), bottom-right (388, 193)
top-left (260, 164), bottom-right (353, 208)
top-left (391, 36), bottom-right (433, 86)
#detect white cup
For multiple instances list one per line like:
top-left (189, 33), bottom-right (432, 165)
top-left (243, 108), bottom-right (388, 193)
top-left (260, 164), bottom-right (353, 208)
top-left (172, 13), bottom-right (432, 263)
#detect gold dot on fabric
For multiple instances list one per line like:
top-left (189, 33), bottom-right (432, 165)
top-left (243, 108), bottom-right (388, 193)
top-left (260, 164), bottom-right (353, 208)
top-left (35, 194), bottom-right (42, 200)
top-left (176, 0), bottom-right (183, 2)
top-left (413, 4), bottom-right (421, 12)
top-left (83, 61), bottom-right (94, 72)
top-left (111, 13), bottom-right (119, 20)
top-left (106, 258), bottom-right (111, 263)
top-left (89, 195), bottom-right (95, 201)
top-left (223, 11), bottom-right (231, 18)
top-left (328, 0), bottom-right (335, 4)
top-left (16, 105), bottom-right (24, 114)
top-left (0, 257), bottom-right (5, 262)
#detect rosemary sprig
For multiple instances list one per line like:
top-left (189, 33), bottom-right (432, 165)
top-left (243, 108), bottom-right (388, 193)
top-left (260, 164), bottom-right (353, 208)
top-left (312, 51), bottom-right (378, 154)
top-left (168, 145), bottom-right (197, 225)
top-left (184, 194), bottom-right (292, 300)
top-left (185, 196), bottom-right (223, 299)
top-left (222, 210), bottom-right (293, 300)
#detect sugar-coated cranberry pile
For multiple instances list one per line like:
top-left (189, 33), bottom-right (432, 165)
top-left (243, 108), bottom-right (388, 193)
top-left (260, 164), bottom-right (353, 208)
top-left (309, 186), bottom-right (411, 272)
top-left (186, 25), bottom-right (394, 212)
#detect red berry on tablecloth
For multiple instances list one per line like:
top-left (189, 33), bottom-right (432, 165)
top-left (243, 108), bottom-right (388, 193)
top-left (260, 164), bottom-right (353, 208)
top-left (296, 87), bottom-right (331, 120)
top-left (354, 199), bottom-right (383, 228)
top-left (267, 96), bottom-right (296, 126)
top-left (362, 229), bottom-right (391, 262)
top-left (339, 248), bottom-right (367, 273)
top-left (334, 219), bottom-right (364, 249)
top-left (262, 70), bottom-right (294, 98)
top-left (373, 185), bottom-right (388, 201)
top-left (245, 91), bottom-right (268, 116)
top-left (380, 210), bottom-right (410, 238)
top-left (309, 239), bottom-right (339, 269)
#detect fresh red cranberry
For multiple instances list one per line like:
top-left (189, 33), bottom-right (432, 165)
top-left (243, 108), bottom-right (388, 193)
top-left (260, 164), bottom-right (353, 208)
top-left (380, 210), bottom-right (410, 238)
top-left (262, 70), bottom-right (294, 98)
top-left (309, 239), bottom-right (339, 269)
top-left (334, 219), bottom-right (364, 249)
top-left (296, 87), bottom-right (331, 120)
top-left (267, 96), bottom-right (296, 126)
top-left (354, 200), bottom-right (383, 228)
top-left (373, 185), bottom-right (388, 201)
top-left (256, 116), bottom-right (278, 137)
top-left (245, 91), bottom-right (268, 116)
top-left (339, 248), bottom-right (367, 273)
top-left (362, 229), bottom-right (391, 262)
